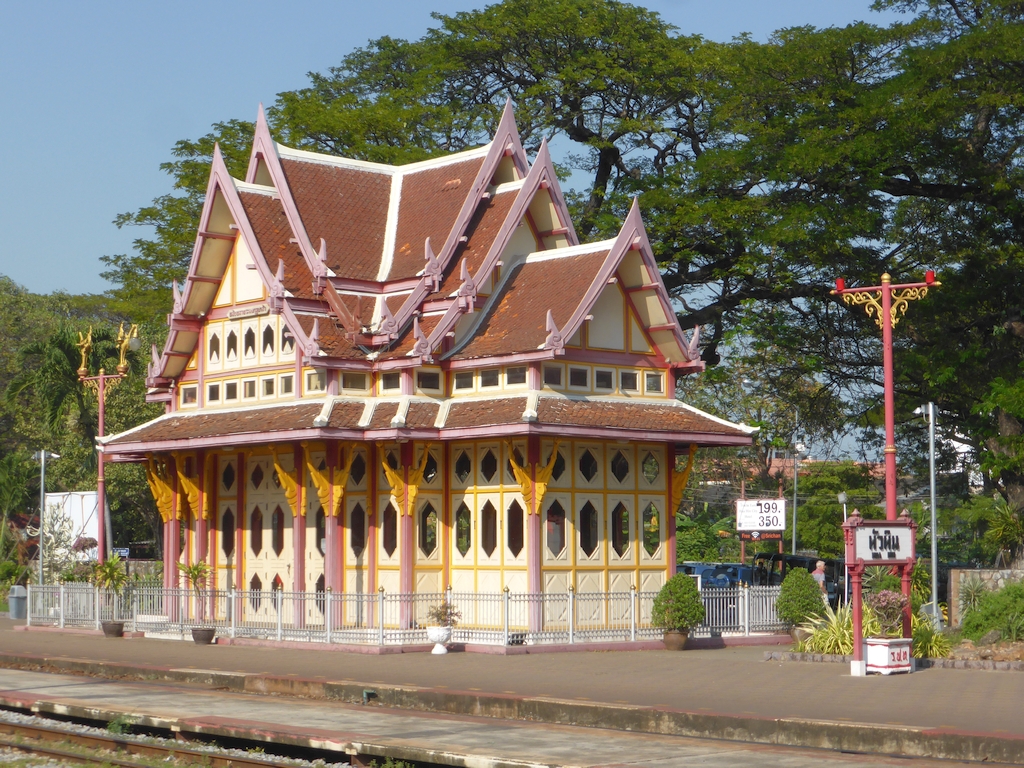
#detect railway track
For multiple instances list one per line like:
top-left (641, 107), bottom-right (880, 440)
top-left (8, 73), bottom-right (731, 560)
top-left (0, 718), bottom-right (315, 768)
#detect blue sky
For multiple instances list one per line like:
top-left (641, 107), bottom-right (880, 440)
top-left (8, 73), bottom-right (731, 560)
top-left (0, 1), bottom-right (903, 296)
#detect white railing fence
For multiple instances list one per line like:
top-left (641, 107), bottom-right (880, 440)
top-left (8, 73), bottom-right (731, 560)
top-left (27, 583), bottom-right (784, 645)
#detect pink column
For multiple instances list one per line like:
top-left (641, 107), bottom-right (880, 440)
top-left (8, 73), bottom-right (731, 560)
top-left (293, 444), bottom-right (306, 593)
top-left (235, 452), bottom-right (245, 595)
top-left (666, 444), bottom-right (677, 575)
top-left (163, 519), bottom-right (173, 590)
top-left (526, 436), bottom-right (543, 634)
top-left (399, 442), bottom-right (415, 627)
top-left (880, 274), bottom-right (897, 521)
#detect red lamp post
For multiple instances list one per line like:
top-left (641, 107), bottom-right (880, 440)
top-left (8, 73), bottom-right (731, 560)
top-left (77, 324), bottom-right (140, 563)
top-left (831, 272), bottom-right (938, 521)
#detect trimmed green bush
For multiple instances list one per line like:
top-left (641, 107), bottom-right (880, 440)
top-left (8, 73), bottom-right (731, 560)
top-left (776, 568), bottom-right (825, 626)
top-left (652, 574), bottom-right (705, 631)
top-left (962, 581), bottom-right (1024, 641)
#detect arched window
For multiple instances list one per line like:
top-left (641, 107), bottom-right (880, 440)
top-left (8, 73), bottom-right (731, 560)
top-left (226, 330), bottom-right (238, 361)
top-left (350, 503), bottom-right (366, 558)
top-left (419, 503), bottom-right (437, 557)
top-left (249, 574), bottom-right (262, 610)
top-left (546, 501), bottom-right (565, 557)
top-left (262, 324), bottom-right (275, 355)
top-left (455, 502), bottom-right (471, 556)
top-left (221, 508), bottom-right (235, 557)
top-left (382, 503), bottom-right (397, 557)
top-left (243, 327), bottom-right (256, 358)
top-left (507, 500), bottom-right (524, 557)
top-left (209, 333), bottom-right (220, 364)
top-left (281, 324), bottom-right (295, 354)
top-left (315, 507), bottom-right (326, 556)
top-left (611, 502), bottom-right (629, 557)
top-left (250, 507), bottom-right (263, 556)
top-left (643, 502), bottom-right (660, 556)
top-left (272, 506), bottom-right (285, 556)
top-left (579, 501), bottom-right (599, 557)
top-left (315, 574), bottom-right (326, 614)
top-left (481, 500), bottom-right (497, 556)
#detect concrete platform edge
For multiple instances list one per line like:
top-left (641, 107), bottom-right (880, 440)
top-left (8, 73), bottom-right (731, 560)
top-left (1, 651), bottom-right (1022, 764)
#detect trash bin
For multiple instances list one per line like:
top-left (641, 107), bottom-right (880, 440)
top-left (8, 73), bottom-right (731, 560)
top-left (8, 586), bottom-right (27, 620)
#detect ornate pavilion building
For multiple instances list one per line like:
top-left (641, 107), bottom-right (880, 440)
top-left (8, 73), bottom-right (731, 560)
top-left (103, 102), bottom-right (754, 608)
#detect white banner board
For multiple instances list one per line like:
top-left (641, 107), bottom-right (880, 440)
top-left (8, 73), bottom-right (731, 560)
top-left (736, 499), bottom-right (787, 531)
top-left (853, 522), bottom-right (914, 565)
top-left (44, 492), bottom-right (99, 560)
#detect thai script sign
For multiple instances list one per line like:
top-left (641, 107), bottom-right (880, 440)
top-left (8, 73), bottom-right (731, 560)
top-left (736, 499), bottom-right (786, 531)
top-left (853, 523), bottom-right (914, 565)
top-left (227, 304), bottom-right (270, 319)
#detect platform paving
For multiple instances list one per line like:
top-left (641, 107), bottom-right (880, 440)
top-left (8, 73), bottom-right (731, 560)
top-left (0, 666), bottom-right (963, 768)
top-left (0, 618), bottom-right (1021, 763)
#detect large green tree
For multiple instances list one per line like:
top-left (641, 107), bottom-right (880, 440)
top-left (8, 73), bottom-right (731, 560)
top-left (103, 0), bottom-right (1024, 507)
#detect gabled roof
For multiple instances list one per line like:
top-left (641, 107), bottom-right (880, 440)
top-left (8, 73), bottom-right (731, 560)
top-left (445, 200), bottom-right (702, 369)
top-left (147, 101), bottom-right (698, 392)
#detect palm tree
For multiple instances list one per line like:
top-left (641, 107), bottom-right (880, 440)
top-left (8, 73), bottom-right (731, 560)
top-left (985, 499), bottom-right (1024, 569)
top-left (5, 323), bottom-right (118, 452)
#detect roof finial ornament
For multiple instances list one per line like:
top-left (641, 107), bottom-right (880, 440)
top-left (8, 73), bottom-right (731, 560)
top-left (423, 237), bottom-right (442, 293)
top-left (172, 279), bottom-right (183, 314)
top-left (148, 344), bottom-right (160, 377)
top-left (379, 299), bottom-right (399, 338)
top-left (270, 259), bottom-right (286, 312)
top-left (312, 238), bottom-right (328, 295)
top-left (457, 258), bottom-right (476, 313)
top-left (411, 317), bottom-right (432, 362)
top-left (686, 325), bottom-right (700, 361)
top-left (544, 310), bottom-right (564, 355)
top-left (304, 318), bottom-right (320, 358)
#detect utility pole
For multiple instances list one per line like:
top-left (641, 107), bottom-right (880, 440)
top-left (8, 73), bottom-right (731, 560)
top-left (32, 450), bottom-right (60, 585)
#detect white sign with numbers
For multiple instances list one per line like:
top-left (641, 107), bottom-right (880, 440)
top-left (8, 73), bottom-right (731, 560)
top-left (736, 499), bottom-right (787, 531)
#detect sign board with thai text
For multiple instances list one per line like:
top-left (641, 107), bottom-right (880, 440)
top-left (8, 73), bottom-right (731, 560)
top-left (852, 522), bottom-right (914, 565)
top-left (111, 548), bottom-right (130, 558)
top-left (736, 499), bottom-right (786, 531)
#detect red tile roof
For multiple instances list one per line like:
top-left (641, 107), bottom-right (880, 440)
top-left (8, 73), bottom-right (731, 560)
top-left (430, 191), bottom-right (518, 300)
top-left (326, 401), bottom-right (365, 429)
top-left (388, 158), bottom-right (486, 280)
top-left (238, 191), bottom-right (313, 299)
top-left (367, 402), bottom-right (400, 429)
top-left (444, 398), bottom-right (528, 429)
top-left (279, 159), bottom-right (390, 282)
top-left (534, 398), bottom-right (747, 436)
top-left (452, 250), bottom-right (609, 360)
top-left (105, 403), bottom-right (325, 445)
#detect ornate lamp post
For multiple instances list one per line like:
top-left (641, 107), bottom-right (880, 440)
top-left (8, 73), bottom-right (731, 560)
top-left (77, 324), bottom-right (140, 562)
top-left (831, 272), bottom-right (939, 521)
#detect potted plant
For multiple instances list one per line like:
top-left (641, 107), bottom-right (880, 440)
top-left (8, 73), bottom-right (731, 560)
top-left (652, 574), bottom-right (706, 650)
top-left (177, 561), bottom-right (215, 645)
top-left (864, 589), bottom-right (912, 674)
top-left (93, 554), bottom-right (128, 638)
top-left (776, 568), bottom-right (826, 643)
top-left (425, 600), bottom-right (461, 655)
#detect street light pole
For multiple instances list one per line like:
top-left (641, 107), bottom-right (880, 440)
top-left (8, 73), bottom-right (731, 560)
top-left (838, 492), bottom-right (848, 604)
top-left (32, 450), bottom-right (60, 585)
top-left (917, 402), bottom-right (940, 626)
top-left (832, 272), bottom-right (938, 520)
top-left (76, 323), bottom-right (139, 563)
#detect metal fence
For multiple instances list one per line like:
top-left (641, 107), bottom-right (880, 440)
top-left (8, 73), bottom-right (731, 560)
top-left (27, 583), bottom-right (783, 645)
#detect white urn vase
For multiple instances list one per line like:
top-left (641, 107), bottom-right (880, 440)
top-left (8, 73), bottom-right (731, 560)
top-left (427, 625), bottom-right (452, 654)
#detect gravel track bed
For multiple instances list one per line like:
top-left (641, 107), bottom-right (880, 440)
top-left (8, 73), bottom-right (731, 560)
top-left (0, 707), bottom-right (349, 766)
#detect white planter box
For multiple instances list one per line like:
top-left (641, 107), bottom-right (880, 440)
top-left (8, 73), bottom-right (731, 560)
top-left (865, 636), bottom-right (913, 675)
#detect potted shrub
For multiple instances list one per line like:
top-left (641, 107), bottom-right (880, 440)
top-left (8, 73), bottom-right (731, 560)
top-left (425, 600), bottom-right (461, 655)
top-left (177, 561), bottom-right (215, 644)
top-left (93, 554), bottom-right (128, 638)
top-left (652, 574), bottom-right (705, 650)
top-left (776, 568), bottom-right (826, 643)
top-left (864, 589), bottom-right (912, 674)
